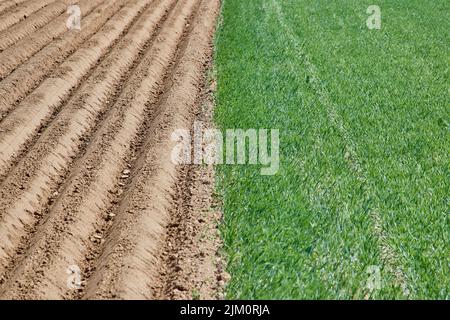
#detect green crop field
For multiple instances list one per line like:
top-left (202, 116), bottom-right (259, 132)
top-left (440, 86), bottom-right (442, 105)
top-left (215, 0), bottom-right (449, 299)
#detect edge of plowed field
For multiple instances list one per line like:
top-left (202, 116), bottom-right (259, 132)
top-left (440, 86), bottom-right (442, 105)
top-left (0, 0), bottom-right (224, 300)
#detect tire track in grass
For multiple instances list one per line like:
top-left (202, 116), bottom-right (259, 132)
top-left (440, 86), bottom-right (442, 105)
top-left (0, 0), bottom-right (126, 122)
top-left (270, 0), bottom-right (410, 297)
top-left (0, 0), bottom-right (78, 51)
top-left (0, 0), bottom-right (200, 299)
top-left (0, 0), bottom-right (105, 81)
top-left (0, 0), bottom-right (153, 181)
top-left (0, 0), bottom-right (56, 32)
top-left (0, 0), bottom-right (175, 292)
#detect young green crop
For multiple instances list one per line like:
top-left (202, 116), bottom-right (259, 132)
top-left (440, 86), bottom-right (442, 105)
top-left (215, 0), bottom-right (449, 299)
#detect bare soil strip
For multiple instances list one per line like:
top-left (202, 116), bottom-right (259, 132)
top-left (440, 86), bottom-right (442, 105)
top-left (0, 0), bottom-right (78, 51)
top-left (0, 0), bottom-right (126, 119)
top-left (0, 0), bottom-right (155, 178)
top-left (0, 0), bottom-right (221, 299)
top-left (0, 0), bottom-right (173, 277)
top-left (0, 1), bottom-right (30, 16)
top-left (0, 0), bottom-right (56, 33)
top-left (0, 0), bottom-right (106, 81)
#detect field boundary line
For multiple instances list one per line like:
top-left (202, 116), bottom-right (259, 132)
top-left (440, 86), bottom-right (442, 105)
top-left (269, 0), bottom-right (410, 297)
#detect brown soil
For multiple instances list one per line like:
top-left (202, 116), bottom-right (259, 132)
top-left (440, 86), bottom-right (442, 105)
top-left (0, 0), bottom-right (223, 300)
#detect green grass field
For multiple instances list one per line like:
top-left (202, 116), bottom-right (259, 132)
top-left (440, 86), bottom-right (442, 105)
top-left (214, 0), bottom-right (449, 299)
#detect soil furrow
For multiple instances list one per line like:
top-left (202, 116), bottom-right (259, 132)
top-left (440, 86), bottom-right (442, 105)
top-left (156, 156), bottom-right (225, 300)
top-left (81, 0), bottom-right (220, 300)
top-left (77, 0), bottom-right (203, 300)
top-left (0, 0), bottom-right (221, 301)
top-left (0, 0), bottom-right (105, 81)
top-left (0, 0), bottom-right (154, 181)
top-left (0, 0), bottom-right (175, 287)
top-left (0, 0), bottom-right (56, 32)
top-left (0, 0), bottom-right (126, 121)
top-left (0, 1), bottom-right (30, 16)
top-left (0, 0), bottom-right (78, 51)
top-left (0, 0), bottom-right (199, 300)
top-left (0, 0), bottom-right (156, 182)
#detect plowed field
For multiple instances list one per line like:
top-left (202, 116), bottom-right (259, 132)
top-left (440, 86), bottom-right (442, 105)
top-left (0, 0), bottom-right (222, 300)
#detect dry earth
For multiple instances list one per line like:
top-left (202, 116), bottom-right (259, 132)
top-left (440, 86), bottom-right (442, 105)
top-left (0, 0), bottom-right (224, 299)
